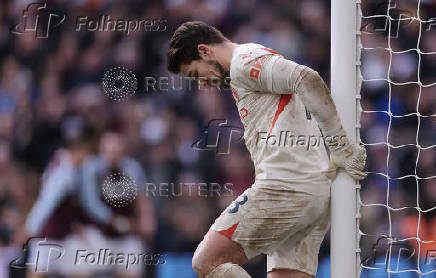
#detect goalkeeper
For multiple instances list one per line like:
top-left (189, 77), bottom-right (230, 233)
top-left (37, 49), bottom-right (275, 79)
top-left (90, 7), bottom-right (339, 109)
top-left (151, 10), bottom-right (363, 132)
top-left (167, 21), bottom-right (366, 278)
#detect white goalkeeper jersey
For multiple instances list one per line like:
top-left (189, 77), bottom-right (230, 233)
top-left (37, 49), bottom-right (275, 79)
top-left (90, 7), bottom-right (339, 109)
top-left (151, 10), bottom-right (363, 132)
top-left (229, 43), bottom-right (330, 194)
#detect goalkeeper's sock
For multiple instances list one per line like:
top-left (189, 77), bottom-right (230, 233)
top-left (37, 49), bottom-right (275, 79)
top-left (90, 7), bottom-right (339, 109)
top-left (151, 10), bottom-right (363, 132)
top-left (205, 263), bottom-right (251, 278)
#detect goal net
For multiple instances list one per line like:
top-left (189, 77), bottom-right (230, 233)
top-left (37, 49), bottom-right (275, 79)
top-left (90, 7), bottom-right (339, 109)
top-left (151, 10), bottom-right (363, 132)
top-left (358, 0), bottom-right (436, 277)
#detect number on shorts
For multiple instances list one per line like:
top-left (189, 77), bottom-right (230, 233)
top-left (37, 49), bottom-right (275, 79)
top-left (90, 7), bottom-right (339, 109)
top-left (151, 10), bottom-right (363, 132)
top-left (227, 194), bottom-right (248, 214)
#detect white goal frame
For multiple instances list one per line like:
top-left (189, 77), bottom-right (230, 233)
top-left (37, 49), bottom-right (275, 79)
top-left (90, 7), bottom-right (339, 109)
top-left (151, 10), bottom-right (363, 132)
top-left (331, 0), bottom-right (362, 277)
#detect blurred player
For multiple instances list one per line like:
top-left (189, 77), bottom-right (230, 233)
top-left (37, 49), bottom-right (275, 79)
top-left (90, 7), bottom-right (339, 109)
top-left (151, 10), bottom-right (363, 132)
top-left (167, 21), bottom-right (367, 278)
top-left (24, 131), bottom-right (154, 278)
top-left (24, 129), bottom-right (95, 278)
top-left (78, 131), bottom-right (155, 278)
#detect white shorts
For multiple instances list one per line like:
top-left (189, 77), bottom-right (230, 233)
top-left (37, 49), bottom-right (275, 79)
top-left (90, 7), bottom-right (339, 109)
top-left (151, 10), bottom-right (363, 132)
top-left (210, 183), bottom-right (330, 276)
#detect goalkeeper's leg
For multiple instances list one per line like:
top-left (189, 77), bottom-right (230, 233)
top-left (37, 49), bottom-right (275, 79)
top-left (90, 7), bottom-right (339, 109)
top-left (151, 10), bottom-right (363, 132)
top-left (194, 185), bottom-right (329, 278)
top-left (192, 229), bottom-right (317, 278)
top-left (192, 229), bottom-right (250, 278)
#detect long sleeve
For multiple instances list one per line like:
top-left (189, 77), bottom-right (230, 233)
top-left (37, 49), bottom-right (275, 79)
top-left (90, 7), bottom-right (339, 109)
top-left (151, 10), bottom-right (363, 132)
top-left (25, 166), bottom-right (75, 235)
top-left (79, 158), bottom-right (113, 224)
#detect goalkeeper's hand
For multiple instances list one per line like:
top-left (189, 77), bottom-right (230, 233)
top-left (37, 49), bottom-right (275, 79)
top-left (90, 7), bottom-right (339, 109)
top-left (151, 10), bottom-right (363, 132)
top-left (324, 128), bottom-right (367, 181)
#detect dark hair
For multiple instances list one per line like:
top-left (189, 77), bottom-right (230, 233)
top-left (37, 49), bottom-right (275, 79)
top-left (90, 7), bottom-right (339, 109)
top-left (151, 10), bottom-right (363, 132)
top-left (167, 21), bottom-right (228, 73)
top-left (64, 124), bottom-right (98, 151)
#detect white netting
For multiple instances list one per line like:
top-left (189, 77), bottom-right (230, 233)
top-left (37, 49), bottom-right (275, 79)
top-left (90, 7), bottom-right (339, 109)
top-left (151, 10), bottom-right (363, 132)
top-left (358, 0), bottom-right (436, 277)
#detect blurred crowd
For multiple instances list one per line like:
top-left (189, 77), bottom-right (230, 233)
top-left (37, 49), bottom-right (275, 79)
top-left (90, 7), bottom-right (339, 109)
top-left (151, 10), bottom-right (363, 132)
top-left (0, 0), bottom-right (434, 277)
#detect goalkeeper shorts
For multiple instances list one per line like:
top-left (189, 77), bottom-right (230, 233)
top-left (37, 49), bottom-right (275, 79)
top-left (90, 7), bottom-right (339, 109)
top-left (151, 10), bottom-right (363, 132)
top-left (210, 182), bottom-right (330, 276)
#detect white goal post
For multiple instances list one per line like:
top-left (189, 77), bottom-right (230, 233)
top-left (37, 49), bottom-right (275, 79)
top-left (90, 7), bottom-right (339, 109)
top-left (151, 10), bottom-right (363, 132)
top-left (331, 0), bottom-right (362, 277)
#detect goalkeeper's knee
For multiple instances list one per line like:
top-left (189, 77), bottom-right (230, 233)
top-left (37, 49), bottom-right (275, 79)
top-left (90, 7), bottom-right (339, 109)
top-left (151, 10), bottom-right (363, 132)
top-left (205, 263), bottom-right (251, 278)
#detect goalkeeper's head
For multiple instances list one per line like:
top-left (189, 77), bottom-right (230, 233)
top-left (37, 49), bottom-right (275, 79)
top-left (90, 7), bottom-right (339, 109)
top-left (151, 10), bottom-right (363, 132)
top-left (168, 21), bottom-right (235, 89)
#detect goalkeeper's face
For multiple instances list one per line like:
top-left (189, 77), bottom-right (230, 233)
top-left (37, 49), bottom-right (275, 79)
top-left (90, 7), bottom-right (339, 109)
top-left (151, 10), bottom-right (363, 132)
top-left (181, 59), bottom-right (230, 89)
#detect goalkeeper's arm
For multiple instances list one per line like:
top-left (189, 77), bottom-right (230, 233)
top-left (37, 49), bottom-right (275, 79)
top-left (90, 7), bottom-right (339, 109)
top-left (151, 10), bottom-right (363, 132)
top-left (292, 64), bottom-right (367, 180)
top-left (242, 54), bottom-right (367, 180)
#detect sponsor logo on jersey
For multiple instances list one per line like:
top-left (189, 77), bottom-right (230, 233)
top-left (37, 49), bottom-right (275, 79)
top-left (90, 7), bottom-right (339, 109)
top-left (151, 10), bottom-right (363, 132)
top-left (239, 108), bottom-right (248, 120)
top-left (231, 86), bottom-right (239, 102)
